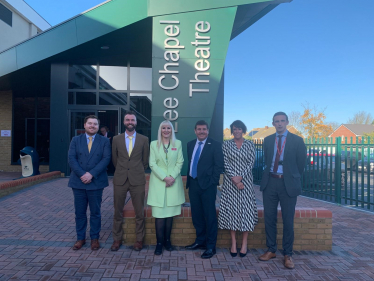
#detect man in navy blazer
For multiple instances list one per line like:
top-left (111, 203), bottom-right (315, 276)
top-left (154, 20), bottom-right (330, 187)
top-left (68, 115), bottom-right (111, 251)
top-left (185, 120), bottom-right (224, 259)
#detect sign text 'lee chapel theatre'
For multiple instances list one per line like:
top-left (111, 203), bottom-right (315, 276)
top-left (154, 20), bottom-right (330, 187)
top-left (158, 20), bottom-right (211, 132)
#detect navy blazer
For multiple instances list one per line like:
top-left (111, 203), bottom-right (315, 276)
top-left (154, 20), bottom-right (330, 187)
top-left (68, 134), bottom-right (112, 190)
top-left (186, 137), bottom-right (224, 190)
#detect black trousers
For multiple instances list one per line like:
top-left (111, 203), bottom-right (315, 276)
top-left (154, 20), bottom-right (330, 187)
top-left (263, 177), bottom-right (297, 256)
top-left (188, 178), bottom-right (218, 249)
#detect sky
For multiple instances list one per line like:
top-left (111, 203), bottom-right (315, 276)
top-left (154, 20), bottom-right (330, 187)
top-left (25, 0), bottom-right (374, 131)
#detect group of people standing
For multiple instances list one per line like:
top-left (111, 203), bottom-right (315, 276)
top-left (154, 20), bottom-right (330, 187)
top-left (68, 110), bottom-right (306, 269)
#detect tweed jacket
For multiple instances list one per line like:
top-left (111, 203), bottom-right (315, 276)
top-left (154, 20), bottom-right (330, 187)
top-left (112, 132), bottom-right (149, 186)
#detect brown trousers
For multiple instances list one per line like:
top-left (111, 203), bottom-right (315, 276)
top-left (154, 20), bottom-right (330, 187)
top-left (112, 179), bottom-right (145, 242)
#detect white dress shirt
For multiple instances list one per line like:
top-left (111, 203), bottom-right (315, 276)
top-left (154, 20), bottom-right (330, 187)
top-left (189, 138), bottom-right (207, 177)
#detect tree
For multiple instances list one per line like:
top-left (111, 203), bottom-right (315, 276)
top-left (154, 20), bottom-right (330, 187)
top-left (363, 131), bottom-right (374, 144)
top-left (347, 111), bottom-right (373, 124)
top-left (288, 111), bottom-right (304, 136)
top-left (300, 103), bottom-right (334, 139)
top-left (326, 121), bottom-right (340, 131)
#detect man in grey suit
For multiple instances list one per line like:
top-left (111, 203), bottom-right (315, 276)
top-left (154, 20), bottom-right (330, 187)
top-left (68, 115), bottom-right (111, 251)
top-left (258, 112), bottom-right (306, 269)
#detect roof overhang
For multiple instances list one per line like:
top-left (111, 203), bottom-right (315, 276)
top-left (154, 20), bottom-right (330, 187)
top-left (0, 0), bottom-right (292, 87)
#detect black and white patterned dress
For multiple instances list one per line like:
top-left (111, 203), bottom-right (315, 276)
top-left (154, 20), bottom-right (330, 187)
top-left (218, 139), bottom-right (258, 232)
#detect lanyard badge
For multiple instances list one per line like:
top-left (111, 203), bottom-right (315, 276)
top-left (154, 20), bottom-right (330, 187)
top-left (275, 137), bottom-right (286, 165)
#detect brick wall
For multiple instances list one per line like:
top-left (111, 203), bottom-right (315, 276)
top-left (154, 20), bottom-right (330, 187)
top-left (122, 206), bottom-right (332, 251)
top-left (0, 91), bottom-right (14, 172)
top-left (121, 176), bottom-right (333, 251)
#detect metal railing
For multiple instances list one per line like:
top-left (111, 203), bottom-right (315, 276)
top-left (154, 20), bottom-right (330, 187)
top-left (252, 137), bottom-right (374, 211)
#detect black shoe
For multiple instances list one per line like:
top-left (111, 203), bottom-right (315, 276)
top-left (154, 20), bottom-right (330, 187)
top-left (230, 248), bottom-right (237, 257)
top-left (185, 243), bottom-right (207, 250)
top-left (201, 249), bottom-right (216, 259)
top-left (164, 239), bottom-right (174, 251)
top-left (154, 243), bottom-right (163, 255)
top-left (239, 251), bottom-right (247, 258)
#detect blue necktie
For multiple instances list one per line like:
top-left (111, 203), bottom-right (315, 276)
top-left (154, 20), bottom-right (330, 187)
top-left (191, 142), bottom-right (203, 179)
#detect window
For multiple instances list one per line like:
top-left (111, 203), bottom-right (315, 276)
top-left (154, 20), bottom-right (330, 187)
top-left (0, 3), bottom-right (12, 27)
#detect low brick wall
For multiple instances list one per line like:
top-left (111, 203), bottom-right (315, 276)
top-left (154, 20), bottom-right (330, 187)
top-left (122, 204), bottom-right (332, 251)
top-left (0, 171), bottom-right (62, 198)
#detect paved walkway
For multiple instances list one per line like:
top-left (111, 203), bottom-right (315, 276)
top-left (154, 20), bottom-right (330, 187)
top-left (0, 178), bottom-right (374, 280)
top-left (0, 172), bottom-right (22, 183)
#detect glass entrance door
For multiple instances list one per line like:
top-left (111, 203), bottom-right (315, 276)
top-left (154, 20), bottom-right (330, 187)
top-left (69, 109), bottom-right (119, 140)
top-left (70, 111), bottom-right (96, 138)
top-left (97, 110), bottom-right (118, 136)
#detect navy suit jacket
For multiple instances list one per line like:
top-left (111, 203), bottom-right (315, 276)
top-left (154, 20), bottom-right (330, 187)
top-left (68, 134), bottom-right (112, 190)
top-left (186, 137), bottom-right (224, 190)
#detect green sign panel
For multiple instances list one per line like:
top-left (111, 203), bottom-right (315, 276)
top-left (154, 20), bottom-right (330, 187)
top-left (151, 7), bottom-right (236, 174)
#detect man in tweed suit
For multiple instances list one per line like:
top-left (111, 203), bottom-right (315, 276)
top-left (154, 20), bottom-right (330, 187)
top-left (110, 111), bottom-right (149, 251)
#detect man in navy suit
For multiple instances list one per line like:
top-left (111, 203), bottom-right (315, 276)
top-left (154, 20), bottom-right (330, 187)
top-left (68, 115), bottom-right (111, 251)
top-left (185, 120), bottom-right (224, 259)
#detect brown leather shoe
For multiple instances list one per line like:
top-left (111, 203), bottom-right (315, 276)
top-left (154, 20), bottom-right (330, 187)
top-left (72, 240), bottom-right (86, 250)
top-left (133, 241), bottom-right (143, 251)
top-left (91, 239), bottom-right (100, 251)
top-left (259, 251), bottom-right (276, 261)
top-left (111, 240), bottom-right (122, 251)
top-left (284, 255), bottom-right (295, 269)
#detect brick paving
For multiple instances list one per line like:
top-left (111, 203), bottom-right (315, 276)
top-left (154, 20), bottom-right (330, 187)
top-left (0, 178), bottom-right (374, 280)
top-left (0, 172), bottom-right (22, 183)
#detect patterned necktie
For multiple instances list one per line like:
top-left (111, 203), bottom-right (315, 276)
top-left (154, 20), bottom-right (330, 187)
top-left (191, 142), bottom-right (203, 179)
top-left (88, 137), bottom-right (93, 153)
top-left (273, 135), bottom-right (283, 173)
top-left (128, 136), bottom-right (133, 156)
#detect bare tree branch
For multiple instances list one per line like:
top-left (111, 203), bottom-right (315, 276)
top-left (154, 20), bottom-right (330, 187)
top-left (347, 111), bottom-right (373, 124)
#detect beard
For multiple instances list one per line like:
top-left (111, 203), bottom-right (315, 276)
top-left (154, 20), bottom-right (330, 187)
top-left (125, 124), bottom-right (136, 132)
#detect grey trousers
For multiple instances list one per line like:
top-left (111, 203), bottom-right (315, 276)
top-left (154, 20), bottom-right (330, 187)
top-left (262, 177), bottom-right (297, 256)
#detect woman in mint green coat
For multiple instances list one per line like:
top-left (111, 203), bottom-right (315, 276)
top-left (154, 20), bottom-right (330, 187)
top-left (147, 120), bottom-right (185, 255)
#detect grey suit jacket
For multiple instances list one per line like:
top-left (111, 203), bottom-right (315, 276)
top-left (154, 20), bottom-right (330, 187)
top-left (260, 132), bottom-right (306, 197)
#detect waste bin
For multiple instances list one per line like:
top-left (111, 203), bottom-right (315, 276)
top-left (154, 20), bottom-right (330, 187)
top-left (20, 146), bottom-right (40, 177)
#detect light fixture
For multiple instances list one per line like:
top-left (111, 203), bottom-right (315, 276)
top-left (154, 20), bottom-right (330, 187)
top-left (101, 46), bottom-right (109, 50)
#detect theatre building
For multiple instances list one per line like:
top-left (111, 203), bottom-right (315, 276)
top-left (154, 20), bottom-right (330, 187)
top-left (0, 0), bottom-right (291, 175)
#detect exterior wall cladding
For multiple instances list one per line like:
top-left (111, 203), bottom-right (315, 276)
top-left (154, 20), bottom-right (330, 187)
top-left (0, 6), bottom-right (37, 52)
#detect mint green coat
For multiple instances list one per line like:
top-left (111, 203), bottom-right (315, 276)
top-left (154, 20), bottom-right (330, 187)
top-left (147, 140), bottom-right (185, 208)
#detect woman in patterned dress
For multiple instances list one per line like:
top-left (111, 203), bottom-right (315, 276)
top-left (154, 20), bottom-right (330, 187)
top-left (218, 120), bottom-right (258, 257)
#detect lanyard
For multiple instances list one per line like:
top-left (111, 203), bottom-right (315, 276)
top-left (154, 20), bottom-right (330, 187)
top-left (275, 136), bottom-right (286, 157)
